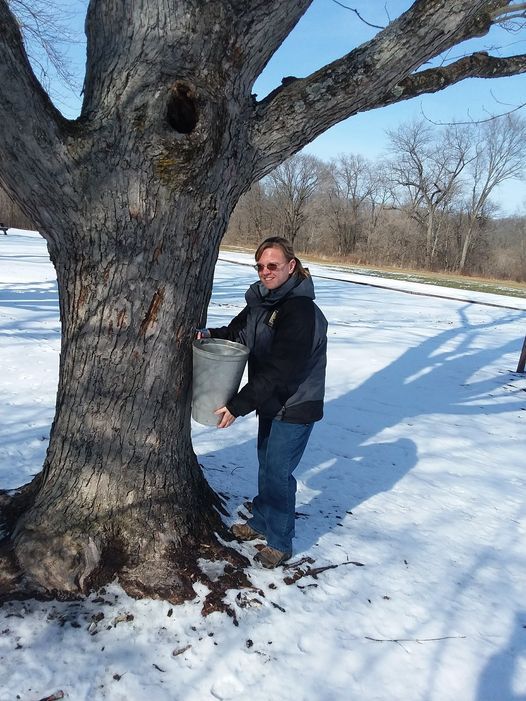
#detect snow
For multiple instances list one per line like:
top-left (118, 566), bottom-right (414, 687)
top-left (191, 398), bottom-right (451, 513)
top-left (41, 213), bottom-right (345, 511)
top-left (1, 229), bottom-right (525, 701)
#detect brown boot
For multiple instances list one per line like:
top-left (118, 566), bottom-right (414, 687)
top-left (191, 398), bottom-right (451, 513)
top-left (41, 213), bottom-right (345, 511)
top-left (254, 545), bottom-right (291, 569)
top-left (231, 522), bottom-right (264, 541)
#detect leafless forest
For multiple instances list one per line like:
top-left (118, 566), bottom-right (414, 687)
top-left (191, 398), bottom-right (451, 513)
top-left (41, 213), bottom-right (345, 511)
top-left (226, 116), bottom-right (526, 282)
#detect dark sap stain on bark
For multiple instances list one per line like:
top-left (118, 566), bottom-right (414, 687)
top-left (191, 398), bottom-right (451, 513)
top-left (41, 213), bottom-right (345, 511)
top-left (139, 288), bottom-right (165, 337)
top-left (152, 244), bottom-right (163, 263)
top-left (116, 308), bottom-right (127, 329)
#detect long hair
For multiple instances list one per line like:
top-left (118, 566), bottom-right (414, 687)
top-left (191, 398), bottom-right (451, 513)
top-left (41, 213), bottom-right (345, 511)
top-left (254, 236), bottom-right (310, 279)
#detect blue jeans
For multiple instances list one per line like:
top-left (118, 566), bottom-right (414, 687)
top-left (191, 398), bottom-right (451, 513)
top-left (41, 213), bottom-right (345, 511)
top-left (248, 417), bottom-right (314, 553)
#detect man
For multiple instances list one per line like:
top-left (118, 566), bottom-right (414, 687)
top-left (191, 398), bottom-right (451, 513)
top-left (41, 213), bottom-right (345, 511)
top-left (198, 237), bottom-right (327, 568)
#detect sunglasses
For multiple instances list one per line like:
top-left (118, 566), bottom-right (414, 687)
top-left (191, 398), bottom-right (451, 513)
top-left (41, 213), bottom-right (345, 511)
top-left (253, 262), bottom-right (288, 272)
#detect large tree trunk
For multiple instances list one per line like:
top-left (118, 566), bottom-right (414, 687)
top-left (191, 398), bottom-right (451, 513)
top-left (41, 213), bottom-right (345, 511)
top-left (6, 192), bottom-right (243, 599)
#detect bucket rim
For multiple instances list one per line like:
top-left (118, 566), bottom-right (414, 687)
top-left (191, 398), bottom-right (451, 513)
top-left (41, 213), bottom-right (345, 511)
top-left (192, 337), bottom-right (249, 356)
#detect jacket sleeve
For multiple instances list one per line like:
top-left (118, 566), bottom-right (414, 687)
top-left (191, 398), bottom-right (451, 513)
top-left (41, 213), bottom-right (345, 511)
top-left (227, 297), bottom-right (315, 417)
top-left (208, 306), bottom-right (249, 343)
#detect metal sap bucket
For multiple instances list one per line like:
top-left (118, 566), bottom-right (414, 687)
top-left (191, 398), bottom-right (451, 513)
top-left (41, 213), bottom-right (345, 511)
top-left (191, 338), bottom-right (250, 426)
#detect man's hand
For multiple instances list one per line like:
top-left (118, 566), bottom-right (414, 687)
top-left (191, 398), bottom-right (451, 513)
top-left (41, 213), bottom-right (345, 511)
top-left (214, 406), bottom-right (236, 429)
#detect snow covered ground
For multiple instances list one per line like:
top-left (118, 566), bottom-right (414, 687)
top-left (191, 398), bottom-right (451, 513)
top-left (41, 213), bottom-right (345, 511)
top-left (1, 230), bottom-right (525, 701)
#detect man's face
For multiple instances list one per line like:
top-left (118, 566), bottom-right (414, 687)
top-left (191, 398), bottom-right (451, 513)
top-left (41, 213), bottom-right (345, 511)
top-left (256, 247), bottom-right (296, 290)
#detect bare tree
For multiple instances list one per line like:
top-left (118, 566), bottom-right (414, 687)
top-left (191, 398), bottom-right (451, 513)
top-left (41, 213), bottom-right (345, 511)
top-left (1, 0), bottom-right (526, 602)
top-left (325, 154), bottom-right (376, 255)
top-left (457, 114), bottom-right (526, 270)
top-left (388, 120), bottom-right (472, 266)
top-left (266, 154), bottom-right (322, 246)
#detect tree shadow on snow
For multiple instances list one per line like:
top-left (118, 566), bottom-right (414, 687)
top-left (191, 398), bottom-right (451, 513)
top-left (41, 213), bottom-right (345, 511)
top-left (476, 611), bottom-right (526, 701)
top-left (0, 280), bottom-right (60, 339)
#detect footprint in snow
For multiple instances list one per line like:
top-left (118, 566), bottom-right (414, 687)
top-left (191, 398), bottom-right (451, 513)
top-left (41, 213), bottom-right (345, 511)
top-left (211, 675), bottom-right (244, 700)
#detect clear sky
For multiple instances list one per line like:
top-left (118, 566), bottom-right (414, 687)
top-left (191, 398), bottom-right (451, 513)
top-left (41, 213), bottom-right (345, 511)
top-left (38, 0), bottom-right (526, 214)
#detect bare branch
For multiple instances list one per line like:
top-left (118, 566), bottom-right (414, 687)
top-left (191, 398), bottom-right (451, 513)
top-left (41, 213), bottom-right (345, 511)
top-left (236, 1), bottom-right (314, 88)
top-left (329, 0), bottom-right (385, 29)
top-left (421, 99), bottom-right (526, 127)
top-left (365, 635), bottom-right (467, 643)
top-left (265, 154), bottom-right (322, 245)
top-left (8, 0), bottom-right (81, 91)
top-left (387, 52), bottom-right (526, 107)
top-left (492, 1), bottom-right (526, 21)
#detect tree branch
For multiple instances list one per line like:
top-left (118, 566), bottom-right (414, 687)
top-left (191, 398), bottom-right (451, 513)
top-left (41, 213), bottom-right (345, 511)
top-left (9, 0), bottom-right (81, 91)
top-left (0, 0), bottom-right (74, 238)
top-left (235, 0), bottom-right (314, 89)
top-left (365, 635), bottom-right (467, 643)
top-left (330, 0), bottom-right (385, 29)
top-left (249, 0), bottom-right (518, 179)
top-left (386, 52), bottom-right (526, 107)
top-left (492, 2), bottom-right (526, 21)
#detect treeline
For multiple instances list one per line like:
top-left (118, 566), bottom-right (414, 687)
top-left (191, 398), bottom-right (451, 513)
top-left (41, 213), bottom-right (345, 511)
top-left (226, 115), bottom-right (526, 282)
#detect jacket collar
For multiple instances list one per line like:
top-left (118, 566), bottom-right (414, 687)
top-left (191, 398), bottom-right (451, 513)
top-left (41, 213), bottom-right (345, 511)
top-left (246, 273), bottom-right (315, 308)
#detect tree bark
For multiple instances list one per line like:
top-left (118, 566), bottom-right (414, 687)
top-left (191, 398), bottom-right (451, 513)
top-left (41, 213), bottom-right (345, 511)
top-left (12, 198), bottom-right (229, 594)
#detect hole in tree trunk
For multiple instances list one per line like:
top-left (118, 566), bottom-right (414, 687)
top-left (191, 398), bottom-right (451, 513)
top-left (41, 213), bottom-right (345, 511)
top-left (166, 82), bottom-right (198, 134)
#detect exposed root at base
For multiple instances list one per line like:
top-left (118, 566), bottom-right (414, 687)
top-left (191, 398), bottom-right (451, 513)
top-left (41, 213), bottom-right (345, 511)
top-left (0, 528), bottom-right (256, 621)
top-left (0, 477), bottom-right (41, 534)
top-left (119, 553), bottom-right (201, 605)
top-left (0, 538), bottom-right (61, 604)
top-left (0, 539), bottom-right (25, 601)
top-left (0, 486), bottom-right (257, 617)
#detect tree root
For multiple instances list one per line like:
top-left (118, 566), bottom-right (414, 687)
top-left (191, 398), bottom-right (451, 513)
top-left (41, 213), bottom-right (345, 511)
top-left (119, 557), bottom-right (201, 605)
top-left (0, 539), bottom-right (24, 601)
top-left (0, 476), bottom-right (41, 535)
top-left (0, 479), bottom-right (256, 615)
top-left (120, 537), bottom-right (253, 614)
top-left (0, 518), bottom-right (255, 618)
top-left (0, 538), bottom-right (54, 604)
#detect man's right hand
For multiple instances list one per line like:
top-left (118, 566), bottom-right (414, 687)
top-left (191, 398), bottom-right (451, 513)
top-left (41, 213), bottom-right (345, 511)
top-left (214, 406), bottom-right (236, 429)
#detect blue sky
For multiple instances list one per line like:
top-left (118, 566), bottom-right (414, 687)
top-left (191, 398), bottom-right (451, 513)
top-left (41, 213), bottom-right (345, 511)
top-left (38, 0), bottom-right (526, 213)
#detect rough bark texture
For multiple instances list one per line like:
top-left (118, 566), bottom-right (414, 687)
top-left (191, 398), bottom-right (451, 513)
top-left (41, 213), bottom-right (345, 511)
top-left (0, 0), bottom-right (525, 601)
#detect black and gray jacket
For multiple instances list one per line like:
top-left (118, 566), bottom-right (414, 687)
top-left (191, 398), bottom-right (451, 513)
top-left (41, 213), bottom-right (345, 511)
top-left (209, 272), bottom-right (327, 423)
